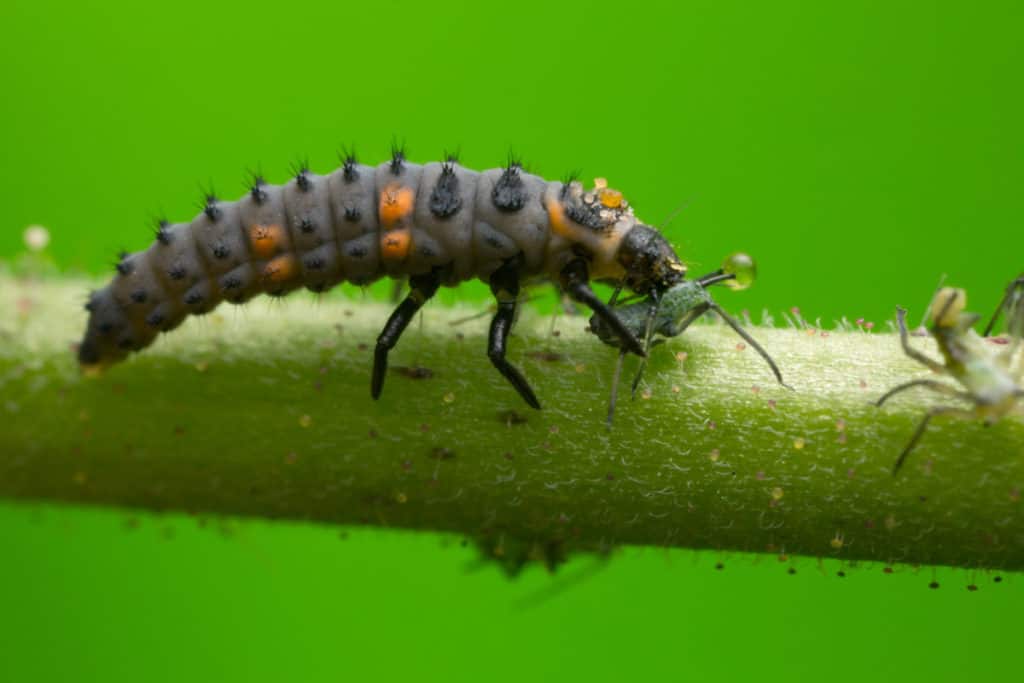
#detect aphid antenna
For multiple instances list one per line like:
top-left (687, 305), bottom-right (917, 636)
top-left (918, 273), bottom-right (948, 329)
top-left (707, 301), bottom-right (792, 390)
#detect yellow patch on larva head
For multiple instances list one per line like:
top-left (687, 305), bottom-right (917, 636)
top-left (249, 224), bottom-right (286, 259)
top-left (262, 254), bottom-right (298, 284)
top-left (379, 184), bottom-right (415, 229)
top-left (598, 188), bottom-right (623, 208)
top-left (381, 229), bottom-right (412, 262)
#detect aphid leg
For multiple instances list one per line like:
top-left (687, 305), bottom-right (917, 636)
top-left (488, 260), bottom-right (541, 410)
top-left (893, 405), bottom-right (978, 475)
top-left (895, 306), bottom-right (946, 374)
top-left (607, 283), bottom-right (624, 307)
top-left (560, 259), bottom-right (645, 357)
top-left (982, 274), bottom-right (1024, 337)
top-left (708, 302), bottom-right (792, 389)
top-left (605, 349), bottom-right (628, 427)
top-left (371, 270), bottom-right (442, 400)
top-left (875, 379), bottom-right (972, 408)
top-left (629, 292), bottom-right (663, 398)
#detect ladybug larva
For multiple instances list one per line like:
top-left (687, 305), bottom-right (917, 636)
top-left (78, 148), bottom-right (688, 409)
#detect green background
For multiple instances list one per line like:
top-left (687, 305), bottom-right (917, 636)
top-left (1, 0), bottom-right (1021, 680)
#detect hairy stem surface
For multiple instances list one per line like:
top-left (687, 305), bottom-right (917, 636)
top-left (2, 275), bottom-right (1022, 571)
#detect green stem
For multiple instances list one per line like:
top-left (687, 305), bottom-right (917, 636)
top-left (2, 275), bottom-right (1023, 572)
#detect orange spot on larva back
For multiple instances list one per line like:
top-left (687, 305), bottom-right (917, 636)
top-left (379, 184), bottom-right (415, 229)
top-left (249, 224), bottom-right (285, 259)
top-left (381, 229), bottom-right (412, 262)
top-left (545, 198), bottom-right (572, 239)
top-left (262, 254), bottom-right (298, 284)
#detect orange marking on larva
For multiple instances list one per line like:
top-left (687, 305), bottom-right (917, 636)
top-left (599, 188), bottom-right (623, 208)
top-left (381, 229), bottom-right (412, 261)
top-left (249, 224), bottom-right (285, 259)
top-left (379, 184), bottom-right (415, 229)
top-left (545, 198), bottom-right (574, 240)
top-left (262, 254), bottom-right (298, 284)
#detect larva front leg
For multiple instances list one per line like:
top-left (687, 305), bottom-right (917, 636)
top-left (560, 258), bottom-right (646, 357)
top-left (371, 269), bottom-right (443, 401)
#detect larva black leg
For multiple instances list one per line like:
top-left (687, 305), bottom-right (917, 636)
top-left (560, 259), bottom-right (646, 357)
top-left (488, 261), bottom-right (541, 410)
top-left (371, 270), bottom-right (442, 401)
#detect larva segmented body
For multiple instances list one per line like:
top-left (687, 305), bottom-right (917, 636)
top-left (79, 149), bottom-right (688, 408)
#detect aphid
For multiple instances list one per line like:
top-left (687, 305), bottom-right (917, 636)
top-left (78, 150), bottom-right (690, 409)
top-left (876, 286), bottom-right (1024, 474)
top-left (983, 273), bottom-right (1024, 338)
top-left (588, 253), bottom-right (790, 424)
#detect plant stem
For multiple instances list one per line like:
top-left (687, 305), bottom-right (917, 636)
top-left (2, 275), bottom-right (1023, 571)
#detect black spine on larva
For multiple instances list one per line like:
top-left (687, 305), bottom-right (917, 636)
top-left (342, 153), bottom-right (359, 182)
top-left (250, 176), bottom-right (268, 204)
top-left (293, 161), bottom-right (312, 192)
top-left (565, 202), bottom-right (605, 230)
top-left (429, 161), bottom-right (462, 218)
top-left (155, 219), bottom-right (172, 245)
top-left (204, 194), bottom-right (222, 221)
top-left (492, 162), bottom-right (527, 212)
top-left (344, 206), bottom-right (361, 222)
top-left (559, 171), bottom-right (580, 200)
top-left (389, 144), bottom-right (405, 175)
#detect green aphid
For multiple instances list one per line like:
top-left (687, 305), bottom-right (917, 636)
top-left (588, 253), bottom-right (790, 425)
top-left (877, 283), bottom-right (1024, 474)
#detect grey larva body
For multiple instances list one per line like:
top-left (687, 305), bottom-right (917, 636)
top-left (80, 150), bottom-right (687, 409)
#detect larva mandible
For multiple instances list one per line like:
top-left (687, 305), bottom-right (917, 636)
top-left (78, 147), bottom-right (688, 409)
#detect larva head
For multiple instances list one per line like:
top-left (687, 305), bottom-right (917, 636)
top-left (929, 287), bottom-right (967, 328)
top-left (615, 224), bottom-right (686, 294)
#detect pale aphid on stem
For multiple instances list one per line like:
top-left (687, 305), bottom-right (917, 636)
top-left (983, 273), bottom-right (1024, 339)
top-left (877, 285), bottom-right (1024, 475)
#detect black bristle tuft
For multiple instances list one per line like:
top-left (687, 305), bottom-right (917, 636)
top-left (291, 159), bottom-right (312, 192)
top-left (430, 160), bottom-right (462, 218)
top-left (389, 139), bottom-right (406, 175)
top-left (344, 206), bottom-right (361, 222)
top-left (339, 146), bottom-right (359, 182)
top-left (559, 170), bottom-right (581, 199)
top-left (168, 264), bottom-right (186, 281)
top-left (203, 193), bottom-right (221, 221)
top-left (299, 217), bottom-right (316, 234)
top-left (155, 219), bottom-right (172, 246)
top-left (249, 174), bottom-right (268, 204)
top-left (115, 254), bottom-right (133, 276)
top-left (444, 147), bottom-right (460, 164)
top-left (130, 289), bottom-right (147, 304)
top-left (492, 158), bottom-right (527, 212)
